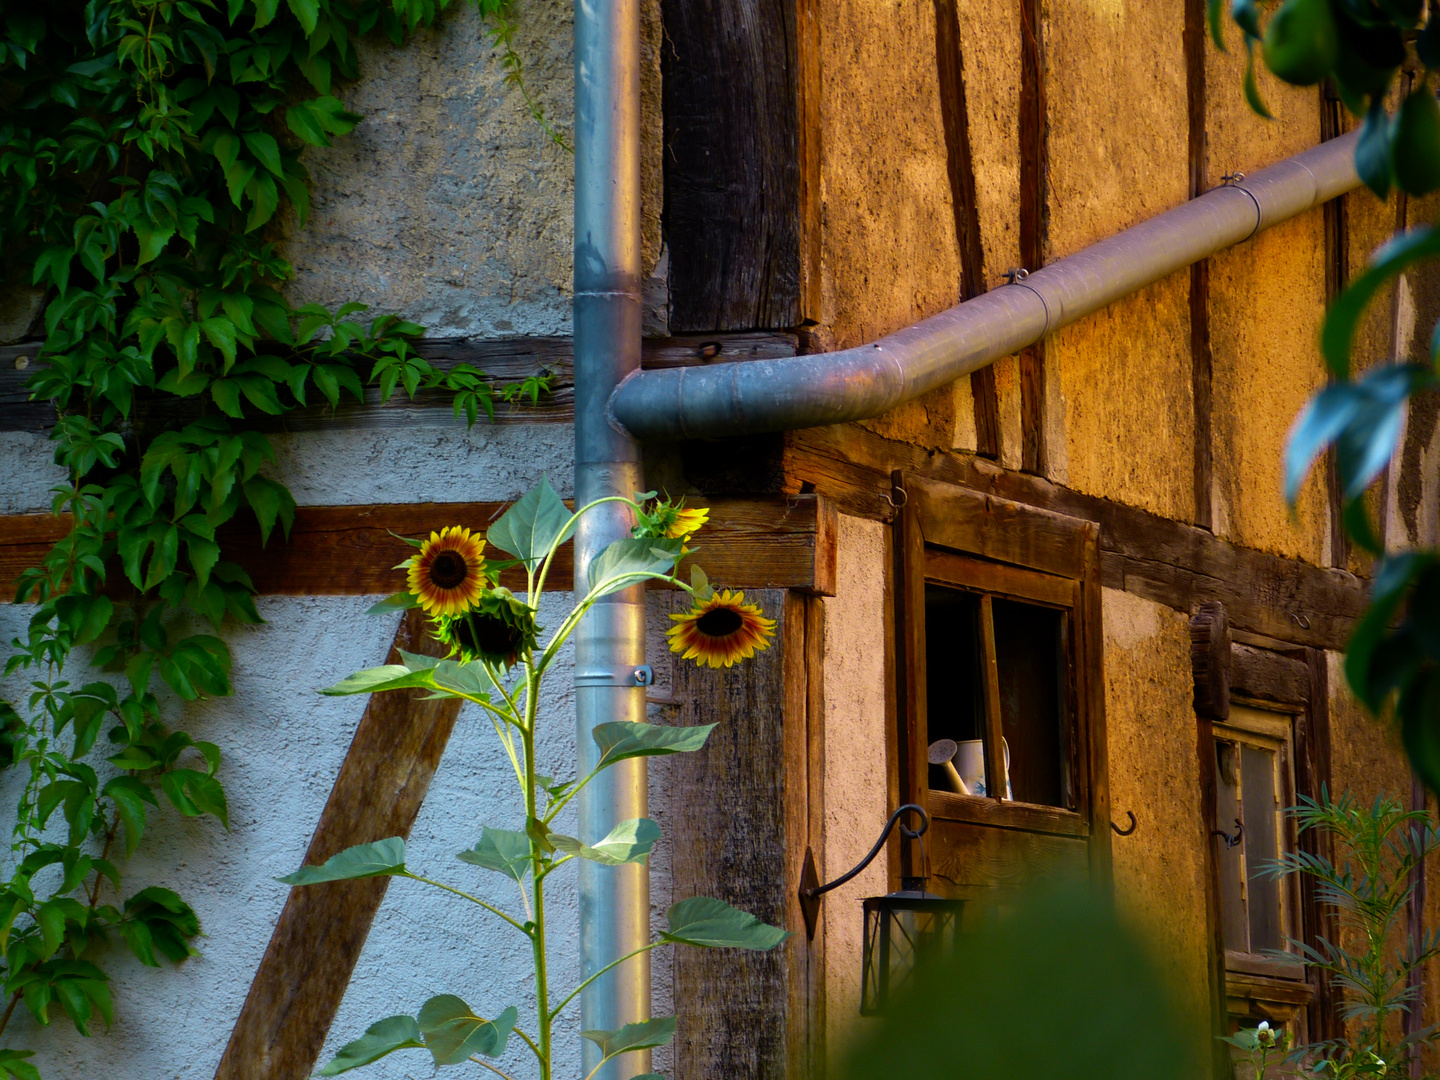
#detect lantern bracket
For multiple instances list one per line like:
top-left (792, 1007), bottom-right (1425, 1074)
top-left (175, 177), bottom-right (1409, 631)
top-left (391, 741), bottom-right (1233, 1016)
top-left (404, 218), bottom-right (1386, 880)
top-left (797, 803), bottom-right (929, 940)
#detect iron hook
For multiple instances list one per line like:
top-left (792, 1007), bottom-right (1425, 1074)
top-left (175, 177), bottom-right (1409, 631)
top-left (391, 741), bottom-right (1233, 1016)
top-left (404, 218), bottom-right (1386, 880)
top-left (1111, 810), bottom-right (1138, 836)
top-left (1211, 818), bottom-right (1244, 849)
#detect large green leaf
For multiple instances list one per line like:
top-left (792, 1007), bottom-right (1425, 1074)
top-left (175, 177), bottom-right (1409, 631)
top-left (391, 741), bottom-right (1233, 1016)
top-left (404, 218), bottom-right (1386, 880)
top-left (581, 1017), bottom-right (677, 1059)
top-left (320, 664), bottom-right (435, 697)
top-left (586, 537), bottom-right (685, 599)
top-left (0, 1049), bottom-right (40, 1080)
top-left (457, 827), bottom-right (532, 881)
top-left (593, 722), bottom-right (716, 768)
top-left (551, 818), bottom-right (661, 866)
top-left (662, 896), bottom-right (790, 950)
top-left (278, 838), bottom-right (407, 885)
top-left (317, 1015), bottom-right (424, 1075)
top-left (1323, 226), bottom-right (1440, 377)
top-left (417, 995), bottom-right (517, 1064)
top-left (485, 477), bottom-right (575, 569)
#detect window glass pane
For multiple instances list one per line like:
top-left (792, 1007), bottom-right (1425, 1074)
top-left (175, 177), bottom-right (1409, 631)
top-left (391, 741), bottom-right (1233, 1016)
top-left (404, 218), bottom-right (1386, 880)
top-left (923, 586), bottom-right (984, 796)
top-left (992, 598), bottom-right (1067, 808)
top-left (1215, 738), bottom-right (1248, 952)
top-left (1241, 743), bottom-right (1284, 952)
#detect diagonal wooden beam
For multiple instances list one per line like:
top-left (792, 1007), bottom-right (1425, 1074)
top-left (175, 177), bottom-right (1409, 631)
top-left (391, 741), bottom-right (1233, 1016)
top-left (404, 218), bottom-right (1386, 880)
top-left (213, 609), bottom-right (461, 1080)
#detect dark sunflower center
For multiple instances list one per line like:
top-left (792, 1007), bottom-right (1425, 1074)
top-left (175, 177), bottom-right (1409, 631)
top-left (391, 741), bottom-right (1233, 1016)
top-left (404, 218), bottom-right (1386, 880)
top-left (696, 607), bottom-right (744, 637)
top-left (456, 614), bottom-right (523, 657)
top-left (429, 551), bottom-right (470, 589)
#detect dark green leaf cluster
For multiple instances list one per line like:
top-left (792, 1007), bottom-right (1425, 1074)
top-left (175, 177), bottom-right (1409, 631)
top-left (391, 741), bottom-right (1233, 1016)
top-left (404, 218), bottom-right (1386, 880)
top-left (1232, 4), bottom-right (1440, 787)
top-left (1215, 0), bottom-right (1440, 199)
top-left (0, 0), bottom-right (553, 1067)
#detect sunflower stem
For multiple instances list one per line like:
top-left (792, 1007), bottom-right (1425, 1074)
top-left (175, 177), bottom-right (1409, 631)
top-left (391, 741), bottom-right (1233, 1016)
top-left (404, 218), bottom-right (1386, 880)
top-left (520, 654), bottom-right (552, 1080)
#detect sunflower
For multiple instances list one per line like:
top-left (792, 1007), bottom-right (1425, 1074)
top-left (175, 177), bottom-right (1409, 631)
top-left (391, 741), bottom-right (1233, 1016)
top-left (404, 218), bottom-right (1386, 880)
top-left (407, 526), bottom-right (489, 617)
top-left (664, 506), bottom-right (709, 549)
top-left (667, 589), bottom-right (775, 669)
top-left (437, 587), bottom-right (540, 669)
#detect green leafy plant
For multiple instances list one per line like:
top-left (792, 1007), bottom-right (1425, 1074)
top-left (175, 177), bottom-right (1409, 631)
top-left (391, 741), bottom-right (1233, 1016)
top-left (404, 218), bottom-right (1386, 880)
top-left (0, 0), bottom-right (561, 1072)
top-left (292, 483), bottom-right (786, 1079)
top-left (1257, 789), bottom-right (1440, 1077)
top-left (1221, 1020), bottom-right (1291, 1080)
top-left (1212, 0), bottom-right (1440, 794)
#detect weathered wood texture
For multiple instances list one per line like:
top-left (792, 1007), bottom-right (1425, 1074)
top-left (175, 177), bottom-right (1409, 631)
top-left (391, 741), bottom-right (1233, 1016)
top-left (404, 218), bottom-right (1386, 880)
top-left (213, 609), bottom-right (460, 1080)
top-left (1230, 642), bottom-right (1310, 708)
top-left (932, 0), bottom-right (998, 458)
top-left (1298, 648), bottom-right (1339, 1044)
top-left (0, 495), bottom-right (837, 600)
top-left (1185, 0), bottom-right (1213, 531)
top-left (783, 424), bottom-right (1368, 651)
top-left (1018, 0), bottom-right (1048, 474)
top-left (662, 0), bottom-right (805, 330)
top-left (671, 588), bottom-right (808, 1080)
top-left (0, 333), bottom-right (798, 432)
top-left (1319, 85), bottom-right (1352, 569)
top-left (782, 593), bottom-right (826, 1080)
top-left (1190, 602), bottom-right (1231, 722)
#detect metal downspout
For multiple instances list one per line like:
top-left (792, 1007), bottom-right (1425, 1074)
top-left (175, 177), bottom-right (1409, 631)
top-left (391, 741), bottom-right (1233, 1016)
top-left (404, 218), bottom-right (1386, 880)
top-left (573, 0), bottom-right (647, 1073)
top-left (609, 129), bottom-right (1364, 440)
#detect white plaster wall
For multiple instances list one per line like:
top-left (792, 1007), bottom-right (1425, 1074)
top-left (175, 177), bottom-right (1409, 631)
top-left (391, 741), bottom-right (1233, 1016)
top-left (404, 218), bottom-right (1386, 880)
top-left (820, 514), bottom-right (889, 1066)
top-left (0, 417), bottom-right (698, 1078)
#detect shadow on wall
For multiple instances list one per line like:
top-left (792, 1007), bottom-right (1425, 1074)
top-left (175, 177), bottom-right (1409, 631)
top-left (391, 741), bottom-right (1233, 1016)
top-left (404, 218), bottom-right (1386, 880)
top-left (832, 879), bottom-right (1197, 1080)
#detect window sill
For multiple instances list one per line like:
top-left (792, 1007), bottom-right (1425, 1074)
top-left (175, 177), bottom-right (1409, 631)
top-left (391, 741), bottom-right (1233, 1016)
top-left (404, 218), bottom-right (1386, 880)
top-left (929, 789), bottom-right (1089, 838)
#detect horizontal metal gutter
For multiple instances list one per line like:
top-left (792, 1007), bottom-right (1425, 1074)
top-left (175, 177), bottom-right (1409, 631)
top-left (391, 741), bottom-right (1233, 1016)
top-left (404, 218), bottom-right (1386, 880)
top-left (611, 129), bottom-right (1362, 441)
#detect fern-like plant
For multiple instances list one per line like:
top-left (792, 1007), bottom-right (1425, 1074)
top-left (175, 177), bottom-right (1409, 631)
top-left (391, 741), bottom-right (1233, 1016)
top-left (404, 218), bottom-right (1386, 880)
top-left (1263, 788), bottom-right (1440, 1076)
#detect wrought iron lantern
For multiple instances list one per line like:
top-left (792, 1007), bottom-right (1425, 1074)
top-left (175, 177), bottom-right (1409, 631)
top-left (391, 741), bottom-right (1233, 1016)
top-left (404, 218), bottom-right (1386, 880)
top-left (797, 803), bottom-right (963, 1015)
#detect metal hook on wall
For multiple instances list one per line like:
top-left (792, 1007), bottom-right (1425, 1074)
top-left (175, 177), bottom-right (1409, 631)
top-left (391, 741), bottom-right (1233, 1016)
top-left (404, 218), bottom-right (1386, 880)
top-left (880, 486), bottom-right (908, 510)
top-left (1212, 818), bottom-right (1244, 849)
top-left (1111, 810), bottom-right (1137, 836)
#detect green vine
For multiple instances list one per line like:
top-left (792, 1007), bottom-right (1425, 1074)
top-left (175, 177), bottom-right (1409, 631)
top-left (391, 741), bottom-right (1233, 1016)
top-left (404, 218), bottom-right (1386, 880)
top-left (0, 1), bottom-right (563, 1074)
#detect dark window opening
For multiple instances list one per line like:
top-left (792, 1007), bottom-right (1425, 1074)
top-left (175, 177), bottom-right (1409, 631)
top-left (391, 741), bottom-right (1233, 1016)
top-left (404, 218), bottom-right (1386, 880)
top-left (923, 583), bottom-right (1072, 809)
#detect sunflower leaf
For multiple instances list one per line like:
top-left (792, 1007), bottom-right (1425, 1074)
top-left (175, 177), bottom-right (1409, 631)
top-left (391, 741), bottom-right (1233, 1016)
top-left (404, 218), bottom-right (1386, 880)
top-left (319, 664), bottom-right (436, 696)
top-left (457, 827), bottom-right (532, 881)
top-left (366, 592), bottom-right (420, 615)
top-left (417, 996), bottom-right (517, 1064)
top-left (550, 818), bottom-right (661, 866)
top-left (661, 896), bottom-right (790, 950)
top-left (485, 477), bottom-right (575, 570)
top-left (277, 837), bottom-right (407, 885)
top-left (581, 1017), bottom-right (677, 1059)
top-left (586, 538), bottom-right (686, 600)
top-left (317, 1015), bottom-right (425, 1075)
top-left (593, 721), bottom-right (716, 768)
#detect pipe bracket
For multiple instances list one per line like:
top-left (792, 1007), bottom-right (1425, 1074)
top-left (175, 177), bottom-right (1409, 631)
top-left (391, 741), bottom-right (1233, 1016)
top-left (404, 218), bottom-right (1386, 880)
top-left (575, 665), bottom-right (655, 688)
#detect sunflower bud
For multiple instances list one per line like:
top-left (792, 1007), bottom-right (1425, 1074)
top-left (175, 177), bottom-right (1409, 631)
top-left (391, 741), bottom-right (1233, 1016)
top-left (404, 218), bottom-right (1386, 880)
top-left (437, 587), bottom-right (540, 669)
top-left (633, 497), bottom-right (708, 552)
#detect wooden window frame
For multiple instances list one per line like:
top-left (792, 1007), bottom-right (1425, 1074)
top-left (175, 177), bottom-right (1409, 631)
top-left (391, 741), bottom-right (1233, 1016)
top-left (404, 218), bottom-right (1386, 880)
top-left (893, 474), bottom-right (1112, 890)
top-left (1192, 604), bottom-right (1335, 1063)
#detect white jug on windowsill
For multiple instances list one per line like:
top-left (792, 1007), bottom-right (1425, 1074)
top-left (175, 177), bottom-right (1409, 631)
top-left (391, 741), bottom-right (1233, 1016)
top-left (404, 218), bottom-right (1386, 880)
top-left (955, 738), bottom-right (1011, 801)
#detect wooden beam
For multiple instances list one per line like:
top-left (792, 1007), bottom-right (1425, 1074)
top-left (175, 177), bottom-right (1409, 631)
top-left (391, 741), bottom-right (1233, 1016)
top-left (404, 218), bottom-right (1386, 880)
top-left (1186, 0), bottom-right (1213, 531)
top-left (1320, 84), bottom-right (1351, 568)
top-left (0, 495), bottom-right (837, 600)
top-left (662, 0), bottom-right (805, 330)
top-left (1230, 642), bottom-right (1310, 708)
top-left (671, 588), bottom-right (801, 1080)
top-left (932, 0), bottom-right (999, 459)
top-left (782, 423), bottom-right (1370, 652)
top-left (213, 609), bottom-right (461, 1080)
top-left (1018, 0), bottom-right (1048, 475)
top-left (0, 333), bottom-right (798, 433)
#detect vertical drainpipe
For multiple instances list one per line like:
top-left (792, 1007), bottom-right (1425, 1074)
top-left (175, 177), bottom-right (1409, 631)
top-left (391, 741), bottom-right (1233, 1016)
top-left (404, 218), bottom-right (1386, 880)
top-left (573, 0), bottom-right (648, 1072)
